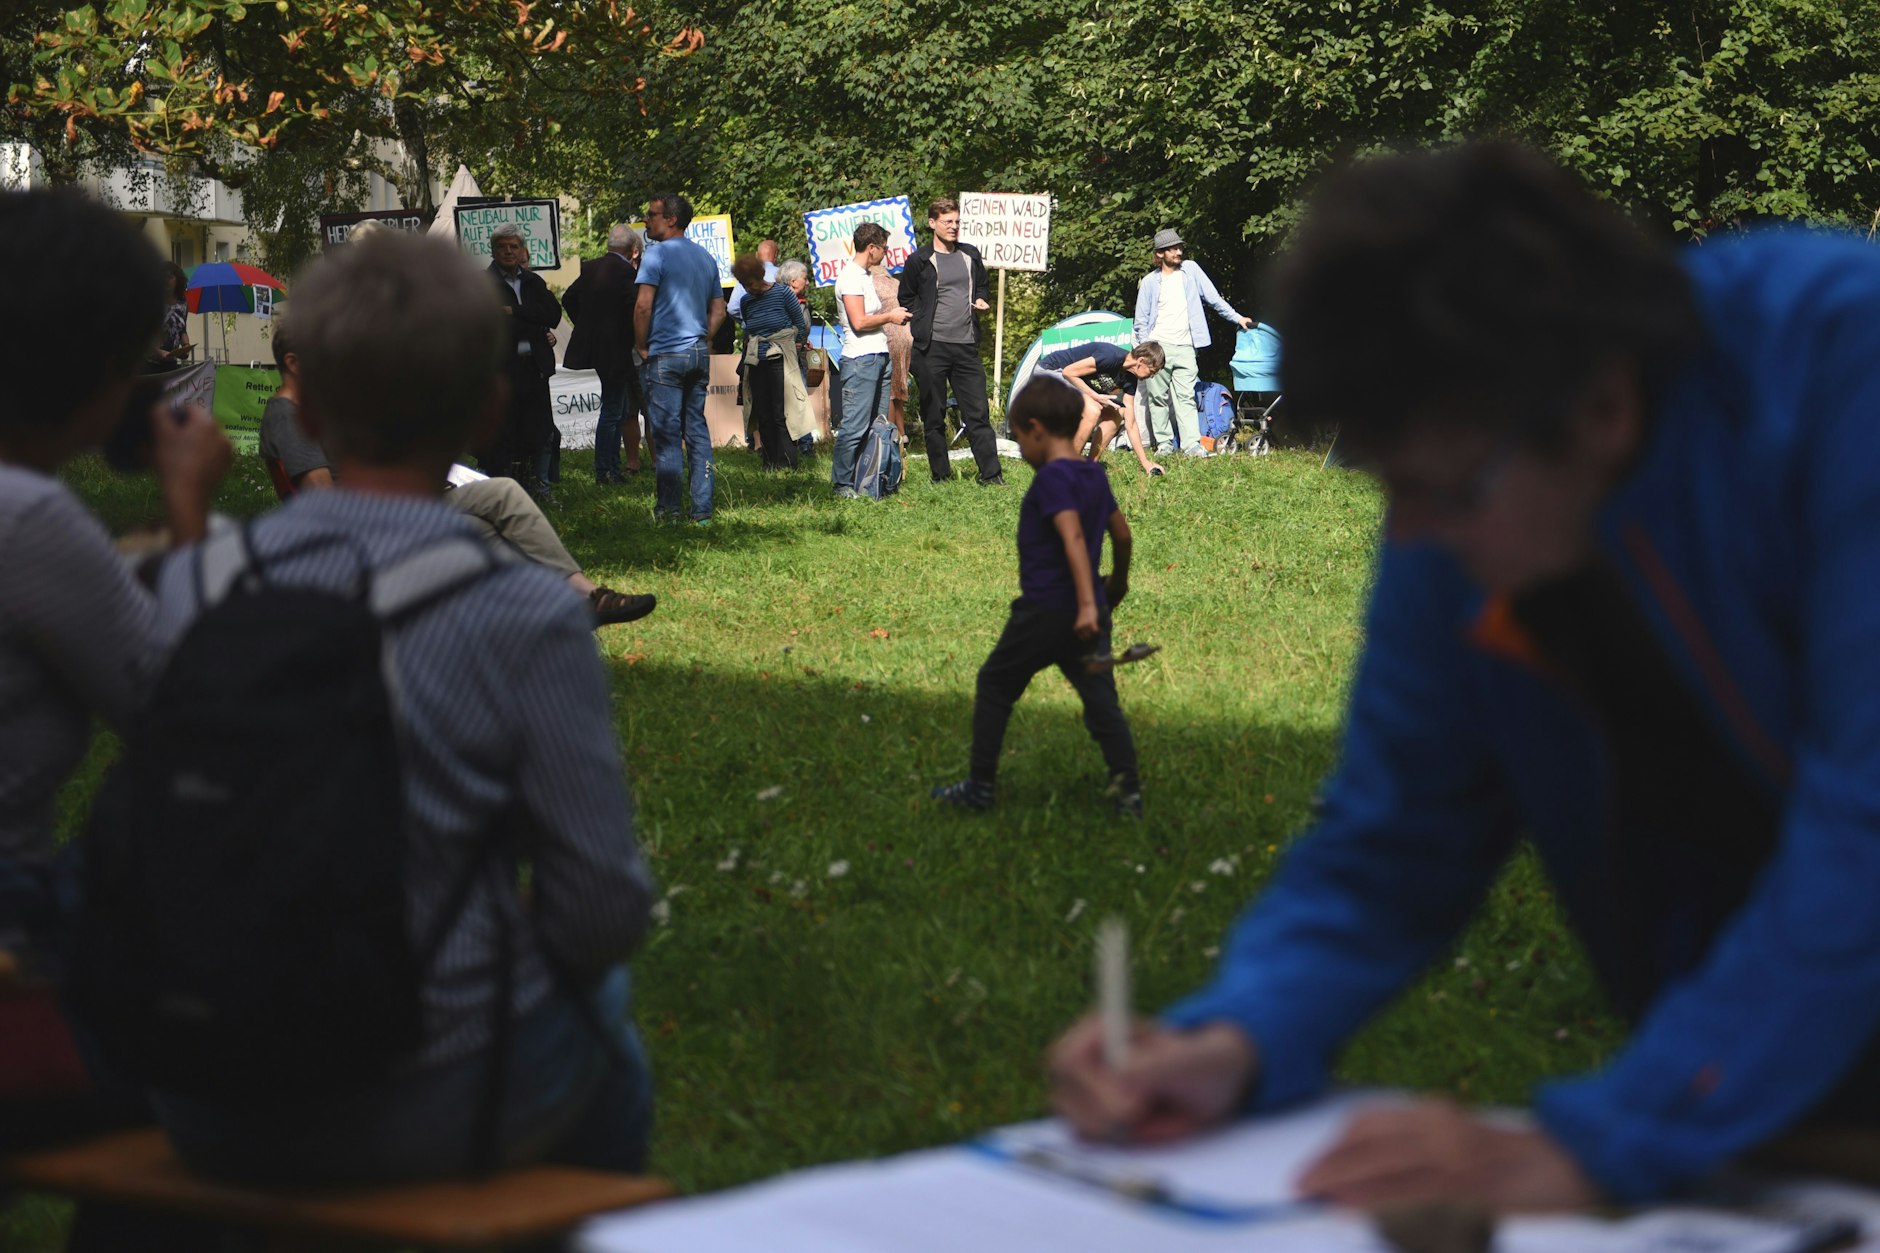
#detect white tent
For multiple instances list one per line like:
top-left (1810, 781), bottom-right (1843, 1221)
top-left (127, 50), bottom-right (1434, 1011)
top-left (427, 164), bottom-right (483, 237)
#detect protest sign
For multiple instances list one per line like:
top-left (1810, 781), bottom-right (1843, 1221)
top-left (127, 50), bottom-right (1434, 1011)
top-left (626, 214), bottom-right (739, 287)
top-left (959, 193), bottom-right (1052, 272)
top-left (209, 364), bottom-right (281, 454)
top-left (803, 197), bottom-right (917, 287)
top-left (687, 214), bottom-right (737, 287)
top-left (157, 361), bottom-right (217, 426)
top-left (454, 199), bottom-right (561, 270)
top-left (319, 209), bottom-right (428, 248)
top-left (252, 286), bottom-right (273, 320)
top-left (550, 367), bottom-right (603, 448)
top-left (548, 361), bottom-right (750, 447)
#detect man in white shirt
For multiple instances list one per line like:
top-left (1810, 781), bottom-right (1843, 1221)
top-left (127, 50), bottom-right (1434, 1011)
top-left (1132, 227), bottom-right (1251, 456)
top-left (831, 222), bottom-right (911, 497)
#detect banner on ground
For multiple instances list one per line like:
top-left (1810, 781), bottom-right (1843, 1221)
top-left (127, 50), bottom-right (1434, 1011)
top-left (549, 359), bottom-right (774, 449)
top-left (454, 199), bottom-right (561, 270)
top-left (210, 364), bottom-right (282, 455)
top-left (958, 193), bottom-right (1052, 272)
top-left (319, 209), bottom-right (428, 249)
top-left (803, 197), bottom-right (916, 287)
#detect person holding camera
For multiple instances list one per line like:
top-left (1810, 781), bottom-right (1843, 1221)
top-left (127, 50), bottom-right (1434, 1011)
top-left (0, 188), bottom-right (228, 1229)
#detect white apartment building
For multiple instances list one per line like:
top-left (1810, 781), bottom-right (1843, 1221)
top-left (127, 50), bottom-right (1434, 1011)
top-left (2, 141), bottom-right (404, 365)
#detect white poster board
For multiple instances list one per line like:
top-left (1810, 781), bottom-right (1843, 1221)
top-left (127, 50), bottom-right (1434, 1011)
top-left (959, 193), bottom-right (1052, 272)
top-left (803, 196), bottom-right (917, 287)
top-left (454, 199), bottom-right (562, 270)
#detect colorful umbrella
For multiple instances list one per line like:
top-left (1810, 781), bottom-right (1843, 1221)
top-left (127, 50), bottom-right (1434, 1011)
top-left (185, 261), bottom-right (287, 313)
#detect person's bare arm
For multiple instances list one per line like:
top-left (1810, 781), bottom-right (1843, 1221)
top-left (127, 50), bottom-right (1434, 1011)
top-left (1119, 399), bottom-right (1161, 476)
top-left (842, 293), bottom-right (910, 332)
top-left (1058, 356), bottom-right (1108, 397)
top-left (633, 284), bottom-right (654, 358)
top-left (707, 295), bottom-right (727, 341)
top-left (1105, 508), bottom-right (1132, 605)
top-left (294, 466), bottom-right (335, 490)
top-left (1053, 510), bottom-right (1100, 638)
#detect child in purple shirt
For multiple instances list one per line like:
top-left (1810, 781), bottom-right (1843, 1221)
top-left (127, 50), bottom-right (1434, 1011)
top-left (932, 373), bottom-right (1142, 817)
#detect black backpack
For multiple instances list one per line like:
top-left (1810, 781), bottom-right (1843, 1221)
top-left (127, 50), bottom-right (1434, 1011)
top-left (68, 527), bottom-right (507, 1100)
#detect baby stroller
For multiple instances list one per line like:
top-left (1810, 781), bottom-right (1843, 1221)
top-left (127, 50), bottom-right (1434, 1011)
top-left (1225, 324), bottom-right (1282, 455)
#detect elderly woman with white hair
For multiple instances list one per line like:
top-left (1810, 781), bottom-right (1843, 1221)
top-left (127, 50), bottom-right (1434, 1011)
top-left (733, 252), bottom-right (811, 469)
top-left (775, 259), bottom-right (823, 452)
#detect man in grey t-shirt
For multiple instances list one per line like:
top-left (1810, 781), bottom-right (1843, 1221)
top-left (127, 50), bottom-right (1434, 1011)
top-left (898, 197), bottom-right (1003, 485)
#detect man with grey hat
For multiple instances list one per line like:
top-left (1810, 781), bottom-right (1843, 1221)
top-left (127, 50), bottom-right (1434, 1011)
top-left (1133, 227), bottom-right (1251, 455)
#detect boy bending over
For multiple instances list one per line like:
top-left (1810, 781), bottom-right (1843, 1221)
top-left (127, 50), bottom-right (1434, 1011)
top-left (1036, 340), bottom-right (1165, 476)
top-left (932, 375), bottom-right (1143, 818)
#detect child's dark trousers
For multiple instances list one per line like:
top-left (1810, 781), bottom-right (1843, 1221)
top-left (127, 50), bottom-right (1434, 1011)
top-left (969, 598), bottom-right (1138, 783)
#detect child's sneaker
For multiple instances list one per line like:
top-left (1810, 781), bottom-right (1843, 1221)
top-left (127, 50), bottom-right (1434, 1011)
top-left (931, 778), bottom-right (995, 811)
top-left (1105, 772), bottom-right (1144, 819)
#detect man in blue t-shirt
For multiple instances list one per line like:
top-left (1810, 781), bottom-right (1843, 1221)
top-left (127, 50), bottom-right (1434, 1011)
top-left (633, 192), bottom-right (726, 522)
top-left (931, 374), bottom-right (1141, 818)
top-left (1037, 340), bottom-right (1166, 476)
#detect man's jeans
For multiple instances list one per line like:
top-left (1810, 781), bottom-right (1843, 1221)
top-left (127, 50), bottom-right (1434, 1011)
top-left (1139, 342), bottom-right (1201, 452)
top-left (644, 344), bottom-right (714, 519)
top-left (155, 967), bottom-right (653, 1185)
top-left (832, 352), bottom-right (889, 493)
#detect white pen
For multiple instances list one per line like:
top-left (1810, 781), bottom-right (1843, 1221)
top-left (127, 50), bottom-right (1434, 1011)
top-left (1097, 917), bottom-right (1130, 1071)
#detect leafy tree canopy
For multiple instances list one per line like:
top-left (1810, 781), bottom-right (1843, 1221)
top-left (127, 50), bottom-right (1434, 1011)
top-left (10, 1), bottom-right (1880, 329)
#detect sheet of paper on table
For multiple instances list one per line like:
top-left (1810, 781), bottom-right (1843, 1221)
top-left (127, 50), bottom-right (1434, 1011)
top-left (578, 1092), bottom-right (1880, 1253)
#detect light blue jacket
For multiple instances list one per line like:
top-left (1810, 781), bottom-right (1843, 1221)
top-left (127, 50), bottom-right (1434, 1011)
top-left (1133, 260), bottom-right (1244, 350)
top-left (1163, 231), bottom-right (1880, 1201)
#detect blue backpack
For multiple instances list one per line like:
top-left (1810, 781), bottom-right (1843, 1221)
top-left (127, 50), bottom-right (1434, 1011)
top-left (853, 415), bottom-right (904, 499)
top-left (1195, 381), bottom-right (1235, 441)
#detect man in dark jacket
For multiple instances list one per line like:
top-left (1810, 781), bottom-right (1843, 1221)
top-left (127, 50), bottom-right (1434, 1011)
top-left (483, 224), bottom-right (562, 499)
top-left (564, 224), bottom-right (644, 484)
top-left (898, 197), bottom-right (1002, 485)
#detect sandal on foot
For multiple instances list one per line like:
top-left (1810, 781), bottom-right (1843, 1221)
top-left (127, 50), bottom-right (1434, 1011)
top-left (589, 588), bottom-right (657, 627)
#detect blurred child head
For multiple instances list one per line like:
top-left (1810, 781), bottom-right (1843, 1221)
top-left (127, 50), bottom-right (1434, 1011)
top-left (1008, 373), bottom-right (1085, 467)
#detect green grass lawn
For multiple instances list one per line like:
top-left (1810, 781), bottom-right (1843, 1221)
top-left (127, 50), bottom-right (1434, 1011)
top-left (5, 443), bottom-right (1620, 1248)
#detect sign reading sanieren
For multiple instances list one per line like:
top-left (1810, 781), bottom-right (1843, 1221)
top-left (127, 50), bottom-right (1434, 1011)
top-left (803, 197), bottom-right (917, 287)
top-left (958, 192), bottom-right (1051, 272)
top-left (454, 199), bottom-right (562, 270)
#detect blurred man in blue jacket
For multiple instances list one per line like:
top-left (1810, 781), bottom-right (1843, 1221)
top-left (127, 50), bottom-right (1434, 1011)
top-left (1050, 143), bottom-right (1880, 1210)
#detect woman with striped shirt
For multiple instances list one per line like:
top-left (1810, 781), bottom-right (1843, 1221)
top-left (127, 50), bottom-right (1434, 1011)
top-left (733, 253), bottom-right (811, 470)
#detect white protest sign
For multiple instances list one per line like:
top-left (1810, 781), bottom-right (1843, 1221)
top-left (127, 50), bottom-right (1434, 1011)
top-left (959, 193), bottom-right (1051, 272)
top-left (252, 286), bottom-right (273, 320)
top-left (802, 197), bottom-right (917, 287)
top-left (454, 199), bottom-right (562, 270)
top-left (157, 361), bottom-right (217, 416)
